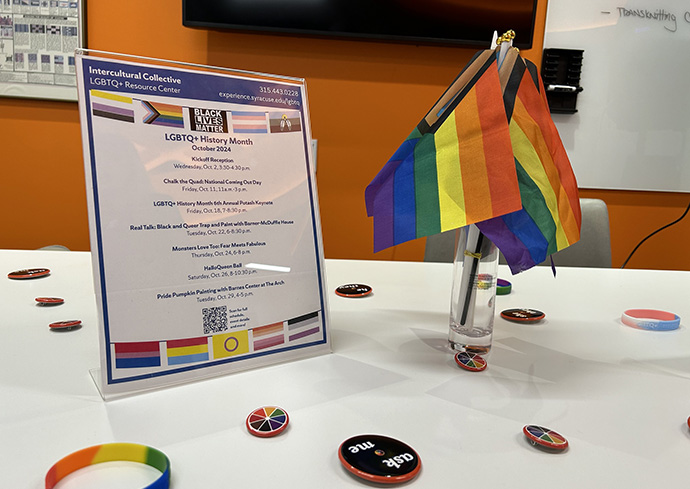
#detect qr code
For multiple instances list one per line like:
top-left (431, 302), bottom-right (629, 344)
top-left (202, 305), bottom-right (228, 334)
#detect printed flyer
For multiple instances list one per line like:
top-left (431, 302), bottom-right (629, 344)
top-left (0, 0), bottom-right (82, 100)
top-left (76, 51), bottom-right (329, 397)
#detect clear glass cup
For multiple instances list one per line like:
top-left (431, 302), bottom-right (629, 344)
top-left (448, 225), bottom-right (499, 354)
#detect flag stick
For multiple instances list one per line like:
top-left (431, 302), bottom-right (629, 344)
top-left (459, 224), bottom-right (483, 325)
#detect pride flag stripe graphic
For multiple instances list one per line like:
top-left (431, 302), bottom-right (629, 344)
top-left (253, 322), bottom-right (285, 350)
top-left (411, 132), bottom-right (442, 239)
top-left (287, 311), bottom-right (320, 341)
top-left (287, 311), bottom-right (319, 326)
top-left (142, 100), bottom-right (184, 128)
top-left (231, 110), bottom-right (268, 133)
top-left (114, 341), bottom-right (160, 368)
top-left (435, 112), bottom-right (464, 231)
top-left (391, 138), bottom-right (418, 245)
top-left (166, 336), bottom-right (209, 365)
top-left (90, 90), bottom-right (135, 123)
top-left (253, 322), bottom-right (283, 337)
top-left (287, 316), bottom-right (319, 330)
top-left (289, 327), bottom-right (320, 342)
top-left (521, 63), bottom-right (580, 243)
top-left (254, 335), bottom-right (284, 350)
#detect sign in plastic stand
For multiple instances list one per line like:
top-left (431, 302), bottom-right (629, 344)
top-left (75, 50), bottom-right (330, 398)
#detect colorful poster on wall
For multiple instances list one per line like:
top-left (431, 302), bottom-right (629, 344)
top-left (75, 50), bottom-right (329, 398)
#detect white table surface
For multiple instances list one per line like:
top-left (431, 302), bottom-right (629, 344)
top-left (2, 249), bottom-right (690, 488)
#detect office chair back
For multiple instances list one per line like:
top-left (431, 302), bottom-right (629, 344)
top-left (547, 198), bottom-right (611, 268)
top-left (424, 198), bottom-right (612, 268)
top-left (423, 229), bottom-right (457, 263)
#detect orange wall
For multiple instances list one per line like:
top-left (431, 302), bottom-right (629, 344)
top-left (1, 0), bottom-right (688, 271)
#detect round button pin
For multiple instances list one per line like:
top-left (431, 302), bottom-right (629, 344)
top-left (523, 425), bottom-right (569, 451)
top-left (335, 284), bottom-right (372, 298)
top-left (36, 297), bottom-right (65, 305)
top-left (501, 308), bottom-right (545, 323)
top-left (49, 320), bottom-right (82, 331)
top-left (8, 268), bottom-right (50, 279)
top-left (496, 278), bottom-right (512, 295)
top-left (338, 434), bottom-right (421, 484)
top-left (454, 351), bottom-right (487, 372)
top-left (246, 406), bottom-right (289, 438)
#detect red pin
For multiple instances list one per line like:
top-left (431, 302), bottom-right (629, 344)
top-left (49, 320), bottom-right (82, 331)
top-left (8, 268), bottom-right (50, 279)
top-left (335, 284), bottom-right (373, 298)
top-left (36, 297), bottom-right (65, 305)
top-left (501, 308), bottom-right (545, 323)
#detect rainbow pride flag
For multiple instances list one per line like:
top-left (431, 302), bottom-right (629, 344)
top-left (476, 51), bottom-right (580, 273)
top-left (365, 47), bottom-right (580, 273)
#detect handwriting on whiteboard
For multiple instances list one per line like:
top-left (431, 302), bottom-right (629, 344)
top-left (610, 7), bottom-right (690, 33)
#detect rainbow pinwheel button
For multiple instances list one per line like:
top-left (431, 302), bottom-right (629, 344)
top-left (8, 268), bottom-right (50, 279)
top-left (246, 406), bottom-right (289, 437)
top-left (454, 351), bottom-right (487, 372)
top-left (335, 284), bottom-right (373, 297)
top-left (523, 425), bottom-right (569, 451)
top-left (338, 434), bottom-right (421, 484)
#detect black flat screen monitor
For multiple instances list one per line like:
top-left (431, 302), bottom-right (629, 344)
top-left (183, 0), bottom-right (538, 49)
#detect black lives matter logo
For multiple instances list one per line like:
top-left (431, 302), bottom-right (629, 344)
top-left (188, 107), bottom-right (228, 133)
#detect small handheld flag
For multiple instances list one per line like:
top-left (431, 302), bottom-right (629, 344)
top-left (365, 38), bottom-right (580, 274)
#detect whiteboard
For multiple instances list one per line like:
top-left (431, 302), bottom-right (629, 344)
top-left (544, 0), bottom-right (690, 192)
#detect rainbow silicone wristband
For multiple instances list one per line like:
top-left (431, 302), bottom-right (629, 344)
top-left (621, 309), bottom-right (680, 331)
top-left (45, 443), bottom-right (171, 489)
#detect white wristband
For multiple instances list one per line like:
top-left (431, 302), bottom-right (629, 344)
top-left (621, 309), bottom-right (680, 331)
